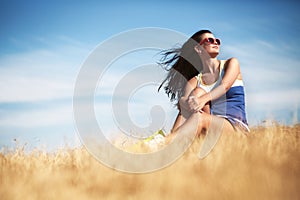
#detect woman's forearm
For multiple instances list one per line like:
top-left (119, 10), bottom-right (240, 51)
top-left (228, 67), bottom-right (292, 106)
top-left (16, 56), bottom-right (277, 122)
top-left (198, 82), bottom-right (228, 105)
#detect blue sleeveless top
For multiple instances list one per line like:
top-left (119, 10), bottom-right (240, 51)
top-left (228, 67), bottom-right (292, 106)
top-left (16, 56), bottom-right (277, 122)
top-left (196, 60), bottom-right (249, 131)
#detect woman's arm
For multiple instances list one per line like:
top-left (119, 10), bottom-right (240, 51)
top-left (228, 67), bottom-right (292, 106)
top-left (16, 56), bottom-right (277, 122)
top-left (189, 58), bottom-right (241, 112)
top-left (178, 77), bottom-right (198, 114)
top-left (171, 77), bottom-right (198, 132)
top-left (189, 87), bottom-right (210, 113)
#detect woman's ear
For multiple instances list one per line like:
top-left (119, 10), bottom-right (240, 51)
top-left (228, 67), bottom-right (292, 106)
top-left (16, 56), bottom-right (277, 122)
top-left (194, 45), bottom-right (202, 54)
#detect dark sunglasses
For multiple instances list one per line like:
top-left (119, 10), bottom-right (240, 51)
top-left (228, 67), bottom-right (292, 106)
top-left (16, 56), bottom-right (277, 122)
top-left (199, 37), bottom-right (221, 45)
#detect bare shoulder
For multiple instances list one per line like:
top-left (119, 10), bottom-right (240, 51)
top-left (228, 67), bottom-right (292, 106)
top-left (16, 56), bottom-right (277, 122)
top-left (224, 57), bottom-right (240, 70)
top-left (183, 76), bottom-right (198, 97)
top-left (223, 57), bottom-right (242, 79)
top-left (224, 57), bottom-right (239, 66)
top-left (187, 76), bottom-right (198, 85)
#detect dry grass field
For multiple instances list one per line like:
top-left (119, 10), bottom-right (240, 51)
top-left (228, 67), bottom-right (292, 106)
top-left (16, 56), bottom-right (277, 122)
top-left (1, 124), bottom-right (299, 200)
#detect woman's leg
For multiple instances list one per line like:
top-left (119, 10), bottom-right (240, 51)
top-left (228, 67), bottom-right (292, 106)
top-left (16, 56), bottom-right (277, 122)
top-left (166, 111), bottom-right (200, 144)
top-left (170, 96), bottom-right (193, 133)
top-left (171, 112), bottom-right (235, 140)
top-left (171, 87), bottom-right (211, 134)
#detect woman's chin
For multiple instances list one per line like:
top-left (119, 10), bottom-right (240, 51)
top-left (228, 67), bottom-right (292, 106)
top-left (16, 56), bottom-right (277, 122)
top-left (209, 52), bottom-right (219, 58)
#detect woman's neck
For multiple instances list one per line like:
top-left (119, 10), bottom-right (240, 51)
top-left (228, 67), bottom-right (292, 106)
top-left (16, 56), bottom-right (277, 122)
top-left (202, 58), bottom-right (219, 74)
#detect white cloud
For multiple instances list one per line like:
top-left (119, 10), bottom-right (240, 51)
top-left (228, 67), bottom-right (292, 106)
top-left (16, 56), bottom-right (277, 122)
top-left (0, 104), bottom-right (72, 127)
top-left (0, 41), bottom-right (90, 103)
top-left (247, 89), bottom-right (300, 109)
top-left (0, 74), bottom-right (73, 102)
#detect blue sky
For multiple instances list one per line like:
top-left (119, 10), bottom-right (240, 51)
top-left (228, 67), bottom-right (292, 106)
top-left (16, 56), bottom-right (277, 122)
top-left (0, 0), bottom-right (300, 151)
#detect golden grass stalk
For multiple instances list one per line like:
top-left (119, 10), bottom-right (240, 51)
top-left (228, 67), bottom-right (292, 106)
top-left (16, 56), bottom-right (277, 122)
top-left (1, 124), bottom-right (299, 200)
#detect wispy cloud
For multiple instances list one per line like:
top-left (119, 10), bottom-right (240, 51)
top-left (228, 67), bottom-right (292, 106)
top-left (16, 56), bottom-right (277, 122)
top-left (0, 104), bottom-right (72, 128)
top-left (0, 74), bottom-right (73, 102)
top-left (0, 38), bottom-right (90, 103)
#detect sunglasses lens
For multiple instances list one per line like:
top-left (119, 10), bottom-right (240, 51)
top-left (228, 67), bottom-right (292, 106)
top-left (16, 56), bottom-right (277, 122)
top-left (216, 39), bottom-right (221, 45)
top-left (207, 38), bottom-right (214, 44)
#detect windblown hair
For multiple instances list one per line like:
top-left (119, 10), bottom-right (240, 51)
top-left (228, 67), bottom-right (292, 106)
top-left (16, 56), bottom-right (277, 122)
top-left (158, 30), bottom-right (212, 105)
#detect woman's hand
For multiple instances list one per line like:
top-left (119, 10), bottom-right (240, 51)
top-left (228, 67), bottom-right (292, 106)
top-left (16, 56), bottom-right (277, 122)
top-left (188, 95), bottom-right (206, 113)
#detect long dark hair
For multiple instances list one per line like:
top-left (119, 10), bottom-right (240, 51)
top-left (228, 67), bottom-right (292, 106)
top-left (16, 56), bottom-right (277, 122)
top-left (158, 30), bottom-right (212, 104)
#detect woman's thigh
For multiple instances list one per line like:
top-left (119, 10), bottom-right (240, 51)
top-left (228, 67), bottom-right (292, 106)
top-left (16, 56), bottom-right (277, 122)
top-left (173, 112), bottom-right (235, 138)
top-left (197, 112), bottom-right (235, 136)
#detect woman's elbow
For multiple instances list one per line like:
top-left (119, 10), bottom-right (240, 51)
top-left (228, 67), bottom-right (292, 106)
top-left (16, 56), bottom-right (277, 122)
top-left (222, 82), bottom-right (231, 92)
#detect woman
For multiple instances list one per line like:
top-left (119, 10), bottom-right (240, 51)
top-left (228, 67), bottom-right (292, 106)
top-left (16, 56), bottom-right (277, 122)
top-left (159, 29), bottom-right (249, 138)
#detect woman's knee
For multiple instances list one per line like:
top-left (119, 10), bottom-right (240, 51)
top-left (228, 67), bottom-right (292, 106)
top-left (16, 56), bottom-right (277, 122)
top-left (197, 112), bottom-right (212, 134)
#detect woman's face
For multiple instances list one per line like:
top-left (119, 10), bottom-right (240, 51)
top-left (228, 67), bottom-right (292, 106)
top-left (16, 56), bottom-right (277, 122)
top-left (200, 33), bottom-right (220, 58)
